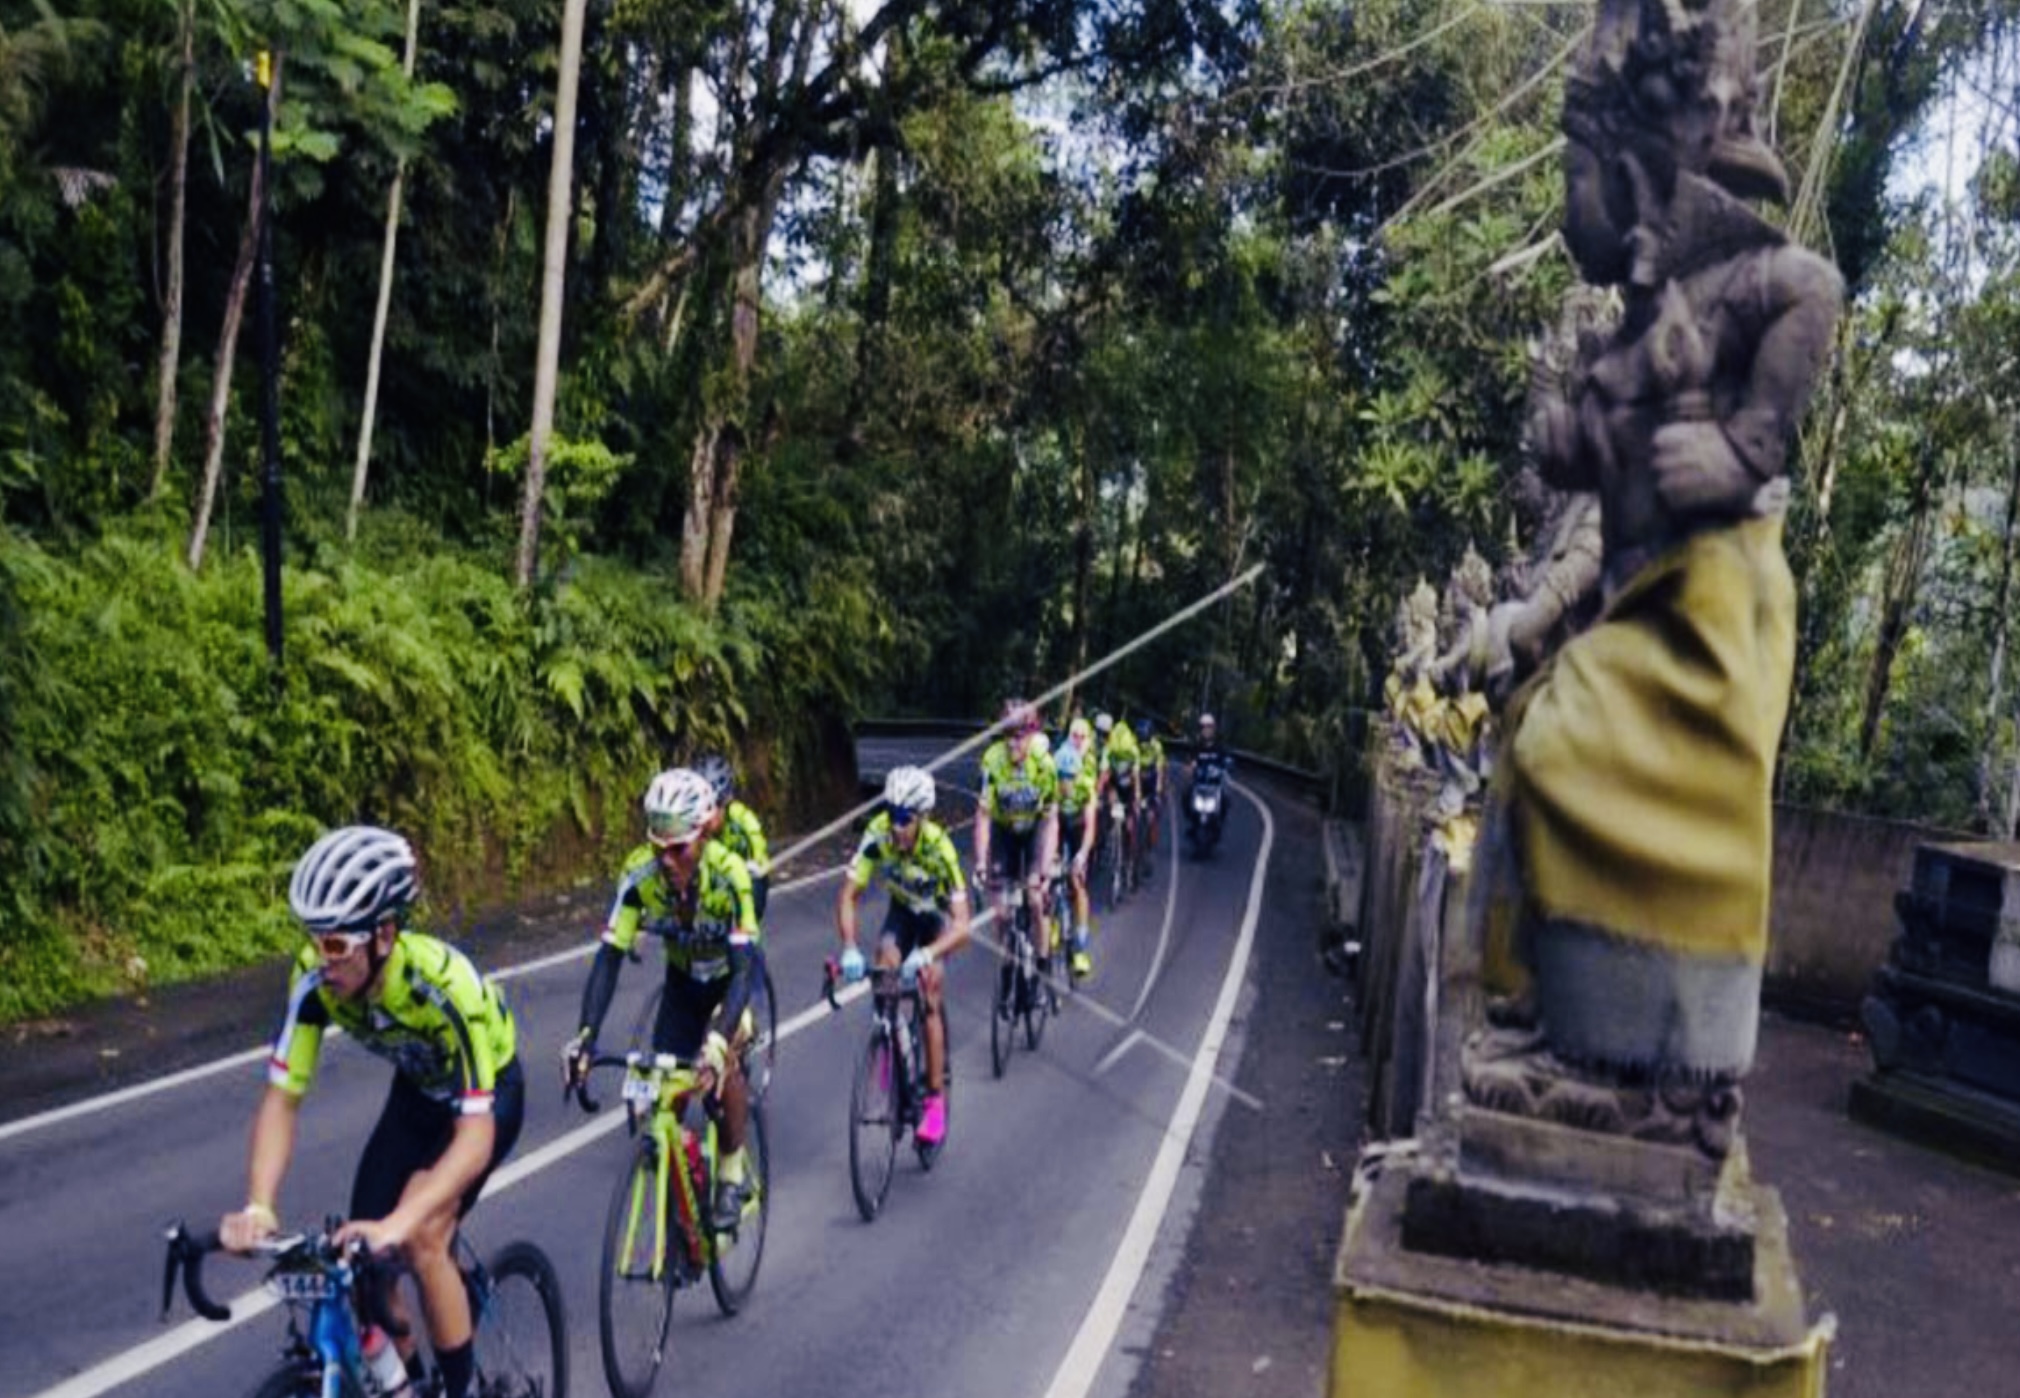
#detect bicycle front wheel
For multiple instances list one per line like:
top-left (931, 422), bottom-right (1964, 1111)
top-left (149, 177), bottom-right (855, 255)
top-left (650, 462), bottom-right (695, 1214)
top-left (990, 956), bottom-right (1012, 1078)
top-left (599, 1139), bottom-right (677, 1398)
top-left (849, 1029), bottom-right (899, 1221)
top-left (476, 1241), bottom-right (569, 1398)
top-left (709, 1104), bottom-right (768, 1315)
top-left (744, 962), bottom-right (779, 1102)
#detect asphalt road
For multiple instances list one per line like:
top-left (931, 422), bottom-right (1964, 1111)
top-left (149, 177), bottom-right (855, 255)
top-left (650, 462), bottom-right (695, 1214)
top-left (1, 759), bottom-right (1282, 1398)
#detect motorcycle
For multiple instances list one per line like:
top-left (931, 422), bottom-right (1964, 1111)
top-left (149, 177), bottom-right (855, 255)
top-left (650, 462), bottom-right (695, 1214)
top-left (1186, 767), bottom-right (1226, 858)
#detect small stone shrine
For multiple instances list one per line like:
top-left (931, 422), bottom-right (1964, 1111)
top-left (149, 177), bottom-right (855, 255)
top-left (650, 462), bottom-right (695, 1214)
top-left (1852, 841), bottom-right (2020, 1170)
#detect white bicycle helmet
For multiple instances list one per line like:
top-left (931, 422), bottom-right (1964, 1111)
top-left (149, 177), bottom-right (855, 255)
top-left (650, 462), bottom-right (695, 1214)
top-left (644, 767), bottom-right (717, 847)
top-left (883, 766), bottom-right (936, 817)
top-left (1199, 712), bottom-right (1217, 731)
top-left (1094, 712), bottom-right (1114, 735)
top-left (288, 826), bottom-right (418, 933)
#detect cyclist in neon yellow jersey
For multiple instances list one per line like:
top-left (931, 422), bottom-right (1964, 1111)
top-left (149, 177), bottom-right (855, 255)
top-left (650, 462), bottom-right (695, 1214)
top-left (563, 767), bottom-right (764, 1230)
top-left (1096, 712), bottom-right (1143, 864)
top-left (223, 826), bottom-right (522, 1398)
top-left (697, 752), bottom-right (772, 919)
top-left (975, 698), bottom-right (1062, 975)
top-left (1135, 718), bottom-right (1168, 871)
top-left (837, 765), bottom-right (972, 1144)
top-left (1053, 718), bottom-right (1100, 977)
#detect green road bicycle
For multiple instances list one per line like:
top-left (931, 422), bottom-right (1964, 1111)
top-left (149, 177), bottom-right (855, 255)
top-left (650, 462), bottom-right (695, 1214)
top-left (572, 1050), bottom-right (769, 1398)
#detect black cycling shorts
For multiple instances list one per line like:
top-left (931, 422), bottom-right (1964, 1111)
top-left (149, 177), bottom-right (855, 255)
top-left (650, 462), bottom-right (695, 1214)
top-left (1141, 768), bottom-right (1160, 801)
top-left (350, 1058), bottom-right (525, 1224)
top-left (650, 970), bottom-right (731, 1059)
top-left (988, 823), bottom-right (1041, 885)
top-left (879, 903), bottom-right (945, 957)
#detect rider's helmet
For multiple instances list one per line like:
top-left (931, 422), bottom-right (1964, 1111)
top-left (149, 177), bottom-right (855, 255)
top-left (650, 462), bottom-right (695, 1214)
top-left (884, 765), bottom-right (936, 818)
top-left (643, 767), bottom-right (717, 848)
top-left (694, 752), bottom-right (736, 806)
top-left (1002, 697), bottom-right (1040, 735)
top-left (1133, 718), bottom-right (1153, 741)
top-left (1069, 716), bottom-right (1094, 748)
top-left (289, 826), bottom-right (419, 933)
top-left (1053, 739), bottom-right (1082, 782)
top-left (1199, 711), bottom-right (1217, 736)
top-left (1094, 712), bottom-right (1114, 736)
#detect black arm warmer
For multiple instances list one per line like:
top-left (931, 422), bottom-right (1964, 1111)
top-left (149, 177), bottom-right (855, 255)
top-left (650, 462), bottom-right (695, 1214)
top-left (714, 940), bottom-right (764, 1044)
top-left (578, 944), bottom-right (624, 1042)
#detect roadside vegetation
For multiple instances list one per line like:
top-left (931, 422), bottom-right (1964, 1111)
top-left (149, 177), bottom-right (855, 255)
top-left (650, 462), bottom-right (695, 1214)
top-left (1, 0), bottom-right (2016, 1019)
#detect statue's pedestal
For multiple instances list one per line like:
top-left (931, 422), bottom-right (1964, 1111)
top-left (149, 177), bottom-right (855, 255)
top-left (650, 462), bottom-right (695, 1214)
top-left (1333, 1150), bottom-right (1830, 1398)
top-left (1398, 1108), bottom-right (1757, 1302)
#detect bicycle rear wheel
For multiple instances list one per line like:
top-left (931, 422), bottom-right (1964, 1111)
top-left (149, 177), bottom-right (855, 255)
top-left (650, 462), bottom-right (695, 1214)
top-left (475, 1240), bottom-right (569, 1398)
top-left (248, 1363), bottom-right (349, 1398)
top-left (743, 962), bottom-right (779, 1102)
top-left (709, 1104), bottom-right (768, 1315)
top-left (849, 1028), bottom-right (899, 1221)
top-left (599, 1139), bottom-right (678, 1398)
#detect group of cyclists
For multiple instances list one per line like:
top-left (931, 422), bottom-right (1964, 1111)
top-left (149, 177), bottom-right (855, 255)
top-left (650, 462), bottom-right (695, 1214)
top-left (215, 702), bottom-right (1227, 1394)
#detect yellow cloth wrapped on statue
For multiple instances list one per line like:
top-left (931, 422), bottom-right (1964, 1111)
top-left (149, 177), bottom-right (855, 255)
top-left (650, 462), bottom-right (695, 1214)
top-left (1502, 514), bottom-right (1793, 967)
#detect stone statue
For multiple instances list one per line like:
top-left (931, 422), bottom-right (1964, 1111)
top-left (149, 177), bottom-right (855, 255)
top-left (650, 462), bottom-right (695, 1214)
top-left (1465, 0), bottom-right (1843, 1154)
top-left (1383, 577), bottom-right (1443, 763)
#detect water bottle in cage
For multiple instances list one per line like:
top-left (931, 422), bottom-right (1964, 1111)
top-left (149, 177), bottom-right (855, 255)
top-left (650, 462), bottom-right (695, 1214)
top-left (362, 1324), bottom-right (410, 1396)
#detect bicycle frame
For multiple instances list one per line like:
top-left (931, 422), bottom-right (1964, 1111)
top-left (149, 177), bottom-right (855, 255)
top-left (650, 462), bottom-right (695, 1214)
top-left (604, 1054), bottom-right (720, 1284)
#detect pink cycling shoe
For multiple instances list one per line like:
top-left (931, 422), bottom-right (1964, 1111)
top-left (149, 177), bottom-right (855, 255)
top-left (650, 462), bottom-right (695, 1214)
top-left (916, 1093), bottom-right (947, 1145)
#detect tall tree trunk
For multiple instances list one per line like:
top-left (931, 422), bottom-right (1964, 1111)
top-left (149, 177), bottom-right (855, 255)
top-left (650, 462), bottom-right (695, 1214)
top-left (699, 204), bottom-right (767, 609)
top-left (347, 0), bottom-right (423, 542)
top-left (1857, 465), bottom-right (1937, 762)
top-left (517, 0), bottom-right (591, 588)
top-left (148, 0), bottom-right (195, 499)
top-left (1069, 426), bottom-right (1095, 696)
top-left (189, 62), bottom-right (282, 572)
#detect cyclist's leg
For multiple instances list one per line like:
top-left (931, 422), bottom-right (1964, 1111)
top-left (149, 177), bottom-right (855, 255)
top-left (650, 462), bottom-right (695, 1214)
top-left (1014, 830), bottom-right (1048, 966)
top-left (349, 1077), bottom-right (451, 1366)
top-left (897, 907), bottom-right (948, 1093)
top-left (1062, 816), bottom-right (1092, 973)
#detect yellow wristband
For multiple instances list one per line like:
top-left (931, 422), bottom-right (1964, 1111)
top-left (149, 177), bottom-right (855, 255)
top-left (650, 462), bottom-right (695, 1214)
top-left (244, 1200), bottom-right (278, 1229)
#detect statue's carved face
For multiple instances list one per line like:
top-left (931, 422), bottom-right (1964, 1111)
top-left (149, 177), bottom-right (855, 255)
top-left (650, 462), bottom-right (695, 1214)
top-left (1562, 139), bottom-right (1633, 285)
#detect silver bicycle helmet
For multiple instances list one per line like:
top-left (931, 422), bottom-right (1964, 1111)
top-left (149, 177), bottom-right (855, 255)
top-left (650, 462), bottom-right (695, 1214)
top-left (644, 767), bottom-right (718, 847)
top-left (883, 766), bottom-right (936, 817)
top-left (288, 826), bottom-right (418, 933)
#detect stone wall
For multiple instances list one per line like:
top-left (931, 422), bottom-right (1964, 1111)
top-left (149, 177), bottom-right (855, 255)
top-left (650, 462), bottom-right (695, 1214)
top-left (1767, 804), bottom-right (1973, 1020)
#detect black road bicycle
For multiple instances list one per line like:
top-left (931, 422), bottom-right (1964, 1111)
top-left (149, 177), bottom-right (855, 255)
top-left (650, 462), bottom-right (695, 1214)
top-left (825, 958), bottom-right (949, 1221)
top-left (991, 884), bottom-right (1054, 1077)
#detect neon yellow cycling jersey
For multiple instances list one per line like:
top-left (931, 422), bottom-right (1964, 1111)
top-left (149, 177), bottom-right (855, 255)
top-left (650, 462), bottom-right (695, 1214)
top-left (268, 933), bottom-right (517, 1116)
top-left (603, 839), bottom-right (760, 980)
top-left (1103, 726), bottom-right (1141, 775)
top-left (979, 739), bottom-right (1060, 831)
top-left (718, 798), bottom-right (770, 875)
top-left (1056, 746), bottom-right (1099, 815)
top-left (1143, 735), bottom-right (1166, 769)
top-left (849, 811), bottom-right (967, 913)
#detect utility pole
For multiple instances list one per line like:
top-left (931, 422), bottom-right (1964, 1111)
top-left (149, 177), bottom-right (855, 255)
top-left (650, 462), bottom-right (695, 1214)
top-left (256, 49), bottom-right (284, 668)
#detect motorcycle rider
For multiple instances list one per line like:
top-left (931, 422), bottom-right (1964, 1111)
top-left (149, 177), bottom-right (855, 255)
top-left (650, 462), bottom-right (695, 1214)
top-left (1186, 713), bottom-right (1231, 845)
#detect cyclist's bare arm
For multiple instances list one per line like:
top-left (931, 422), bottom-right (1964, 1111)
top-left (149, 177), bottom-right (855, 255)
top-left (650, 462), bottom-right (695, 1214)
top-left (929, 891), bottom-right (973, 961)
top-left (223, 1086), bottom-right (302, 1251)
top-left (837, 877), bottom-right (865, 950)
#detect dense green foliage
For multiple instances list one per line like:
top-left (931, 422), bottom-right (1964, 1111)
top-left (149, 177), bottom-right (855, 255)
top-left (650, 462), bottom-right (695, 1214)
top-left (4, 0), bottom-right (2020, 1017)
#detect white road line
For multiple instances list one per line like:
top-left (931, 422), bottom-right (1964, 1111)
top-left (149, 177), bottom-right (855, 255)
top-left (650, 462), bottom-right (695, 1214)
top-left (23, 981), bottom-right (868, 1398)
top-left (1092, 1030), bottom-right (1145, 1077)
top-left (1126, 794), bottom-right (1181, 1025)
top-left (1041, 778), bottom-right (1274, 1398)
top-left (0, 864), bottom-right (849, 1145)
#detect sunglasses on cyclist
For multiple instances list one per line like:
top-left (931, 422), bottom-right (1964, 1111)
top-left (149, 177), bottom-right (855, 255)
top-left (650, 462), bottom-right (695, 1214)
top-left (310, 929), bottom-right (376, 960)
